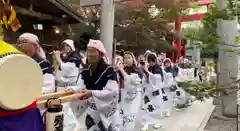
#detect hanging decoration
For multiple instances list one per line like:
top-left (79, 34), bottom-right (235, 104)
top-left (0, 0), bottom-right (21, 32)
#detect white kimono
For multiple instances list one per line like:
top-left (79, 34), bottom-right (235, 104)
top-left (36, 58), bottom-right (55, 94)
top-left (166, 68), bottom-right (189, 108)
top-left (141, 71), bottom-right (164, 125)
top-left (161, 72), bottom-right (175, 116)
top-left (70, 64), bottom-right (121, 131)
top-left (55, 55), bottom-right (82, 131)
top-left (42, 73), bottom-right (55, 93)
top-left (55, 62), bottom-right (80, 88)
top-left (120, 72), bottom-right (142, 131)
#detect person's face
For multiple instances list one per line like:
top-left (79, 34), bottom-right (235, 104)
top-left (124, 54), bottom-right (133, 67)
top-left (61, 44), bottom-right (72, 54)
top-left (17, 39), bottom-right (37, 57)
top-left (165, 62), bottom-right (171, 67)
top-left (148, 61), bottom-right (155, 66)
top-left (86, 47), bottom-right (101, 64)
top-left (138, 55), bottom-right (145, 62)
top-left (179, 57), bottom-right (184, 63)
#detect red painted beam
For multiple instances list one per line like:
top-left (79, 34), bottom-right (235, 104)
top-left (181, 13), bottom-right (205, 22)
top-left (157, 13), bottom-right (205, 22)
top-left (196, 0), bottom-right (213, 5)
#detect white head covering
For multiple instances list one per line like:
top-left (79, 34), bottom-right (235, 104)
top-left (145, 50), bottom-right (151, 54)
top-left (18, 33), bottom-right (46, 59)
top-left (62, 39), bottom-right (75, 51)
top-left (164, 58), bottom-right (172, 66)
top-left (87, 39), bottom-right (107, 55)
top-left (183, 58), bottom-right (189, 63)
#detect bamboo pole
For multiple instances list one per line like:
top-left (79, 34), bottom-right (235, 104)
top-left (37, 91), bottom-right (86, 109)
top-left (37, 91), bottom-right (74, 101)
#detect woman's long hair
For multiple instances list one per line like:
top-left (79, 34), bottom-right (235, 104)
top-left (163, 58), bottom-right (173, 67)
top-left (119, 51), bottom-right (142, 88)
top-left (123, 51), bottom-right (139, 74)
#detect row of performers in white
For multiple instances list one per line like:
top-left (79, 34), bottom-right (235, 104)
top-left (16, 33), bottom-right (193, 131)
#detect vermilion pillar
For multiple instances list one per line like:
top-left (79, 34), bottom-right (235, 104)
top-left (181, 40), bottom-right (187, 58)
top-left (174, 15), bottom-right (182, 62)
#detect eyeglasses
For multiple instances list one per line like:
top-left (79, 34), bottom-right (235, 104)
top-left (16, 39), bottom-right (28, 45)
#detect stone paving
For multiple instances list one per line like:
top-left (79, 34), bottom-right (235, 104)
top-left (134, 99), bottom-right (215, 131)
top-left (204, 106), bottom-right (238, 131)
top-left (75, 99), bottom-right (216, 131)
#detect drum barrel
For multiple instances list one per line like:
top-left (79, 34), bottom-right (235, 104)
top-left (0, 52), bottom-right (21, 110)
top-left (45, 98), bottom-right (64, 131)
top-left (0, 41), bottom-right (45, 111)
top-left (39, 92), bottom-right (85, 131)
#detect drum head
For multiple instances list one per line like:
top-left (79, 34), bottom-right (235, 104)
top-left (0, 54), bottom-right (43, 110)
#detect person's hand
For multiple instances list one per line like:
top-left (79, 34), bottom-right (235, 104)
top-left (79, 90), bottom-right (92, 100)
top-left (115, 63), bottom-right (124, 71)
top-left (53, 50), bottom-right (61, 63)
top-left (64, 88), bottom-right (74, 93)
top-left (140, 63), bottom-right (148, 71)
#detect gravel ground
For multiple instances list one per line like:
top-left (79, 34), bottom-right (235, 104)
top-left (204, 106), bottom-right (239, 131)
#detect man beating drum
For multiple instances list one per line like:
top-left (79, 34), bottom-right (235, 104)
top-left (0, 34), bottom-right (88, 131)
top-left (0, 40), bottom-right (45, 131)
top-left (17, 33), bottom-right (55, 94)
top-left (0, 32), bottom-right (57, 131)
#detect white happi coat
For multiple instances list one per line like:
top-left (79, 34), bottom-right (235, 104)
top-left (120, 72), bottom-right (142, 131)
top-left (70, 65), bottom-right (121, 131)
top-left (35, 58), bottom-right (55, 94)
top-left (163, 72), bottom-right (188, 109)
top-left (141, 71), bottom-right (164, 124)
top-left (55, 55), bottom-right (82, 131)
top-left (55, 62), bottom-right (80, 88)
top-left (160, 72), bottom-right (175, 114)
top-left (165, 68), bottom-right (189, 107)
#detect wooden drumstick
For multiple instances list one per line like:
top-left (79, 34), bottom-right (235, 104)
top-left (37, 91), bottom-right (73, 101)
top-left (37, 92), bottom-right (86, 109)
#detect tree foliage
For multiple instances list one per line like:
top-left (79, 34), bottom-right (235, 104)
top-left (114, 5), bottom-right (175, 51)
top-left (61, 0), bottom-right (191, 52)
top-left (183, 0), bottom-right (240, 58)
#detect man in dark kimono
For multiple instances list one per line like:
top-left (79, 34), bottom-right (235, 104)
top-left (67, 39), bottom-right (121, 131)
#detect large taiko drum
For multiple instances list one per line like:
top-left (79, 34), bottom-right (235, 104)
top-left (0, 40), bottom-right (43, 110)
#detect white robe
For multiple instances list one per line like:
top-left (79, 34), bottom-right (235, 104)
top-left (41, 73), bottom-right (55, 94)
top-left (161, 72), bottom-right (175, 115)
top-left (55, 61), bottom-right (80, 86)
top-left (70, 74), bottom-right (121, 131)
top-left (171, 68), bottom-right (191, 107)
top-left (120, 73), bottom-right (142, 131)
top-left (164, 68), bottom-right (189, 107)
top-left (55, 61), bottom-right (82, 131)
top-left (37, 59), bottom-right (55, 94)
top-left (141, 71), bottom-right (164, 125)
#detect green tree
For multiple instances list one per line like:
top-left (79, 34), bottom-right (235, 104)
top-left (183, 0), bottom-right (240, 58)
top-left (61, 0), bottom-right (190, 52)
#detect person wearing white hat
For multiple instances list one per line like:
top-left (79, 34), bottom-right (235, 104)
top-left (53, 39), bottom-right (83, 131)
top-left (17, 33), bottom-right (55, 94)
top-left (54, 39), bottom-right (83, 89)
top-left (66, 39), bottom-right (121, 131)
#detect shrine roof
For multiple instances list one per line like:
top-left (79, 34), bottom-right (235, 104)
top-left (10, 0), bottom-right (84, 24)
